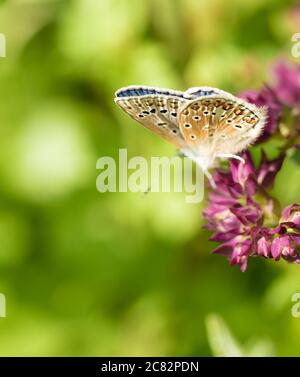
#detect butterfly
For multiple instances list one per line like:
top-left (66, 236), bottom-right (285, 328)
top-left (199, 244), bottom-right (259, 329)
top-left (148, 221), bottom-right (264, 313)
top-left (114, 85), bottom-right (267, 187)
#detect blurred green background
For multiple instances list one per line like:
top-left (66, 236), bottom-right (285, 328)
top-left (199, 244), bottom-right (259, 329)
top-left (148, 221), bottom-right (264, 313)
top-left (0, 0), bottom-right (300, 356)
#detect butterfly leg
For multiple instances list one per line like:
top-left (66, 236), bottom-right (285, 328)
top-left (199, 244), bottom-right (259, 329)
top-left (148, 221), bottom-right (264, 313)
top-left (204, 169), bottom-right (216, 189)
top-left (216, 154), bottom-right (245, 164)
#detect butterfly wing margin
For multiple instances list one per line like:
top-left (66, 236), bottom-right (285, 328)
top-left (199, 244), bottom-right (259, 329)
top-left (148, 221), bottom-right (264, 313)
top-left (115, 85), bottom-right (187, 100)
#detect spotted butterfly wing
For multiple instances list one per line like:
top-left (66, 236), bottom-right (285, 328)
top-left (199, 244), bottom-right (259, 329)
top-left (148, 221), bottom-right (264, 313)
top-left (115, 86), bottom-right (188, 148)
top-left (178, 94), bottom-right (267, 161)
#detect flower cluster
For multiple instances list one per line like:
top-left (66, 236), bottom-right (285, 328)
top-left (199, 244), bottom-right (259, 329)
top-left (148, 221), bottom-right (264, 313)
top-left (204, 152), bottom-right (300, 271)
top-left (203, 60), bottom-right (300, 271)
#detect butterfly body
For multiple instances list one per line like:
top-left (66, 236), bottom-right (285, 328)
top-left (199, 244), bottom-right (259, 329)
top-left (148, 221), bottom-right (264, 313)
top-left (115, 86), bottom-right (267, 184)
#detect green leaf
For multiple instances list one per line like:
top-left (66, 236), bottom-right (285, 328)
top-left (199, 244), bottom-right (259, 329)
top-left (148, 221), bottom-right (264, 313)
top-left (205, 314), bottom-right (243, 357)
top-left (205, 314), bottom-right (275, 357)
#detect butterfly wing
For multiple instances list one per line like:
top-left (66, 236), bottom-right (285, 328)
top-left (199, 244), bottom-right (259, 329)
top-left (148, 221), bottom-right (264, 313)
top-left (178, 94), bottom-right (267, 157)
top-left (115, 86), bottom-right (188, 148)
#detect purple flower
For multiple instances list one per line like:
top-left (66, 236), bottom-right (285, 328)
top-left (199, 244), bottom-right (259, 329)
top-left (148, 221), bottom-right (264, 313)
top-left (281, 203), bottom-right (300, 224)
top-left (257, 235), bottom-right (270, 258)
top-left (239, 86), bottom-right (282, 142)
top-left (270, 234), bottom-right (300, 263)
top-left (229, 152), bottom-right (257, 195)
top-left (203, 151), bottom-right (288, 271)
top-left (271, 236), bottom-right (292, 261)
top-left (279, 204), bottom-right (300, 231)
top-left (257, 151), bottom-right (285, 189)
top-left (256, 205), bottom-right (300, 263)
top-left (213, 235), bottom-right (252, 272)
top-left (229, 237), bottom-right (252, 272)
top-left (208, 204), bottom-right (300, 270)
top-left (272, 60), bottom-right (300, 107)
